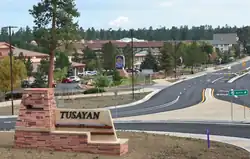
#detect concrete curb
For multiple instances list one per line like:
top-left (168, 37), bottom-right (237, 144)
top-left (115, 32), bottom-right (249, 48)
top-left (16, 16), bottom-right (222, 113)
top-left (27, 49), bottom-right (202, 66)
top-left (106, 89), bottom-right (161, 109)
top-left (107, 79), bottom-right (187, 109)
top-left (117, 130), bottom-right (250, 153)
top-left (113, 96), bottom-right (180, 116)
top-left (228, 67), bottom-right (250, 83)
top-left (113, 119), bottom-right (250, 126)
top-left (0, 115), bottom-right (17, 119)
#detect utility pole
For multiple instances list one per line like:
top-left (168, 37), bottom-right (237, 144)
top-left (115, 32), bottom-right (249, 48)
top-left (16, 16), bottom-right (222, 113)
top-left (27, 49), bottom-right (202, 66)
top-left (173, 39), bottom-right (177, 79)
top-left (4, 26), bottom-right (18, 115)
top-left (130, 29), bottom-right (135, 100)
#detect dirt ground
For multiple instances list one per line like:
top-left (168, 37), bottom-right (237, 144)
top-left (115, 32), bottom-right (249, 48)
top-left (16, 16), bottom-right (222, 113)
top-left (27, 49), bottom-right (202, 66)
top-left (0, 131), bottom-right (248, 159)
top-left (0, 92), bottom-right (149, 115)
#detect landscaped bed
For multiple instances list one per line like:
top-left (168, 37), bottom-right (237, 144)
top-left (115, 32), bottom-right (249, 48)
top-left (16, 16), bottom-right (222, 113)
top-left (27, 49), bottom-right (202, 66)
top-left (0, 92), bottom-right (150, 115)
top-left (0, 131), bottom-right (248, 159)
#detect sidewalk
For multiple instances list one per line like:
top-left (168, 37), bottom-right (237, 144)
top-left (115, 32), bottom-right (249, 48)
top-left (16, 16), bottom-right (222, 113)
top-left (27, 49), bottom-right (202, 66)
top-left (116, 88), bottom-right (250, 122)
top-left (56, 87), bottom-right (156, 99)
top-left (0, 87), bottom-right (158, 108)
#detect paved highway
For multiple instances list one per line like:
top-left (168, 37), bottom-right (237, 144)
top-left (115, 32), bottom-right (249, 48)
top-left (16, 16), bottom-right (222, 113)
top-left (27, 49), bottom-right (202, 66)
top-left (1, 118), bottom-right (250, 139)
top-left (111, 60), bottom-right (250, 118)
top-left (214, 73), bottom-right (250, 106)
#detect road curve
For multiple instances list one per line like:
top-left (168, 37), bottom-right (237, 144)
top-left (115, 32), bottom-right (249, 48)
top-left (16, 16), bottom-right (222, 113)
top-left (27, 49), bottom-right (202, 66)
top-left (110, 59), bottom-right (250, 118)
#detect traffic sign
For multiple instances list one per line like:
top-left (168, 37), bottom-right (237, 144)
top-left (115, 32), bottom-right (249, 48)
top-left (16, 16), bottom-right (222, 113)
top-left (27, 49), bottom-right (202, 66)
top-left (228, 89), bottom-right (248, 96)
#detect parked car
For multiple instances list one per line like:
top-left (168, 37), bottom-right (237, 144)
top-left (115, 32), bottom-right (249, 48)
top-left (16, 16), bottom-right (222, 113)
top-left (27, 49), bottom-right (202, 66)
top-left (5, 91), bottom-right (23, 100)
top-left (85, 71), bottom-right (97, 76)
top-left (21, 80), bottom-right (30, 88)
top-left (61, 77), bottom-right (73, 83)
top-left (68, 76), bottom-right (81, 83)
top-left (78, 72), bottom-right (85, 76)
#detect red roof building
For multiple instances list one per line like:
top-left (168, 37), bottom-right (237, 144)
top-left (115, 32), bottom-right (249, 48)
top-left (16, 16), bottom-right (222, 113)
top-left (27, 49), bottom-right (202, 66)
top-left (85, 40), bottom-right (164, 50)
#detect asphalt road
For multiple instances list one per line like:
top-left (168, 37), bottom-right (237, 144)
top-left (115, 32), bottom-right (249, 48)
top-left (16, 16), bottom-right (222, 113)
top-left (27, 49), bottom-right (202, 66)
top-left (214, 73), bottom-right (250, 106)
top-left (111, 60), bottom-right (250, 118)
top-left (1, 118), bottom-right (250, 139)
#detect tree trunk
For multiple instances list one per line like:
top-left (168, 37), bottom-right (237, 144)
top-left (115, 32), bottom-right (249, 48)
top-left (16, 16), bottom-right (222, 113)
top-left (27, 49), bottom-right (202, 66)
top-left (191, 65), bottom-right (194, 74)
top-left (48, 3), bottom-right (56, 88)
top-left (48, 51), bottom-right (55, 88)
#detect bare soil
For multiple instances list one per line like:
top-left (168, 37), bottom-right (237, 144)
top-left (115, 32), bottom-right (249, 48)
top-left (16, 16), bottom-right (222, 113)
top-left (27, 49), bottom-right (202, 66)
top-left (0, 131), bottom-right (248, 159)
top-left (0, 93), bottom-right (150, 115)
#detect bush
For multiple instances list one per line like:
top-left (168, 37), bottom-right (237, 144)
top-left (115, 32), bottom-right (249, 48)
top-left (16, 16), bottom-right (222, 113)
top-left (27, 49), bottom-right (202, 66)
top-left (112, 70), bottom-right (122, 86)
top-left (83, 88), bottom-right (106, 94)
top-left (94, 75), bottom-right (110, 87)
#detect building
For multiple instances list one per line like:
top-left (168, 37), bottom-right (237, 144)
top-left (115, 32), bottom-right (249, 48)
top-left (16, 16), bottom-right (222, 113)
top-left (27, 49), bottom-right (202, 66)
top-left (0, 42), bottom-right (49, 72)
top-left (210, 33), bottom-right (238, 52)
top-left (0, 42), bottom-right (85, 75)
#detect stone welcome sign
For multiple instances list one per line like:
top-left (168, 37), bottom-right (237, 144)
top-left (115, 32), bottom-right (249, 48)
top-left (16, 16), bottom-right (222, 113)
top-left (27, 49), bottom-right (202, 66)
top-left (14, 88), bottom-right (128, 155)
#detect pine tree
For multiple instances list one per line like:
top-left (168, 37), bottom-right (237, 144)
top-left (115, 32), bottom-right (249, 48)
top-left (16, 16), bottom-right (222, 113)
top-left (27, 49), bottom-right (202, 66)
top-left (140, 50), bottom-right (158, 71)
top-left (159, 43), bottom-right (174, 76)
top-left (25, 57), bottom-right (33, 77)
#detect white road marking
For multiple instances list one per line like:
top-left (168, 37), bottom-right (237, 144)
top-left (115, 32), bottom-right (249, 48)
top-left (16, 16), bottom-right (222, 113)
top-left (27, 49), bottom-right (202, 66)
top-left (211, 77), bottom-right (224, 84)
top-left (180, 92), bottom-right (182, 95)
top-left (3, 121), bottom-right (12, 124)
top-left (184, 88), bottom-right (186, 91)
top-left (219, 90), bottom-right (229, 92)
top-left (216, 93), bottom-right (228, 96)
top-left (118, 96), bottom-right (180, 115)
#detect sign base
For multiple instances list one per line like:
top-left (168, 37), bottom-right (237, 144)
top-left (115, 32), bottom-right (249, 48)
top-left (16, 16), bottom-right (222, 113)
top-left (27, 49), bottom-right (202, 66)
top-left (117, 68), bottom-right (129, 78)
top-left (14, 88), bottom-right (128, 156)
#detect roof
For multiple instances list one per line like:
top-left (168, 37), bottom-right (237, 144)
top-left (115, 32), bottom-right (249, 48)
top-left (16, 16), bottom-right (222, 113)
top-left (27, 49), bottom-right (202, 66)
top-left (13, 47), bottom-right (49, 58)
top-left (86, 41), bottom-right (164, 49)
top-left (206, 40), bottom-right (231, 45)
top-left (71, 62), bottom-right (85, 68)
top-left (213, 33), bottom-right (238, 45)
top-left (0, 42), bottom-right (14, 49)
top-left (57, 42), bottom-right (85, 55)
top-left (118, 38), bottom-right (146, 42)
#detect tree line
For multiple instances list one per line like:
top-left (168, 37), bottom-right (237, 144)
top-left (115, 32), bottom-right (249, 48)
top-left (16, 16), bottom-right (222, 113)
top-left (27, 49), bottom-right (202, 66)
top-left (0, 24), bottom-right (249, 55)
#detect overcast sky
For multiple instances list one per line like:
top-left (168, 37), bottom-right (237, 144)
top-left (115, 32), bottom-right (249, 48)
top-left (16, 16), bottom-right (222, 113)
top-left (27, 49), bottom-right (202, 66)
top-left (1, 0), bottom-right (249, 30)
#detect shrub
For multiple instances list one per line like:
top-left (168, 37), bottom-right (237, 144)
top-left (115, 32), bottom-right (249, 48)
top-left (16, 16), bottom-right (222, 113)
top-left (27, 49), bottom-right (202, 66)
top-left (112, 70), bottom-right (122, 86)
top-left (83, 88), bottom-right (106, 94)
top-left (94, 75), bottom-right (110, 87)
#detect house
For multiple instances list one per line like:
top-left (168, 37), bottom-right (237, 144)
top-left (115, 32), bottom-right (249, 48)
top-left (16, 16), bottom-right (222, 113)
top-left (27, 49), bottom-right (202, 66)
top-left (0, 42), bottom-right (49, 72)
top-left (0, 42), bottom-right (85, 75)
top-left (210, 33), bottom-right (238, 52)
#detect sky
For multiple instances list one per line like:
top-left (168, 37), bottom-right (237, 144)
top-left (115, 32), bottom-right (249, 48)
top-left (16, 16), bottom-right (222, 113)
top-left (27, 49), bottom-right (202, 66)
top-left (1, 0), bottom-right (250, 30)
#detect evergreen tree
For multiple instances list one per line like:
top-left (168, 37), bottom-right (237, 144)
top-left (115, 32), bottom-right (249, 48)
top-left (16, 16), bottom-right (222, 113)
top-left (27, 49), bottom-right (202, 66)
top-left (159, 43), bottom-right (174, 76)
top-left (55, 52), bottom-right (71, 69)
top-left (102, 42), bottom-right (118, 71)
top-left (140, 50), bottom-right (158, 72)
top-left (29, 0), bottom-right (80, 87)
top-left (25, 57), bottom-right (33, 77)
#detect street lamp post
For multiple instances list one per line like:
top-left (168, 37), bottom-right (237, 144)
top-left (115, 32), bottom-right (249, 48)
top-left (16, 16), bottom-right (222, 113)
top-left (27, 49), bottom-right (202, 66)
top-left (174, 41), bottom-right (177, 79)
top-left (4, 26), bottom-right (18, 115)
top-left (130, 29), bottom-right (135, 100)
